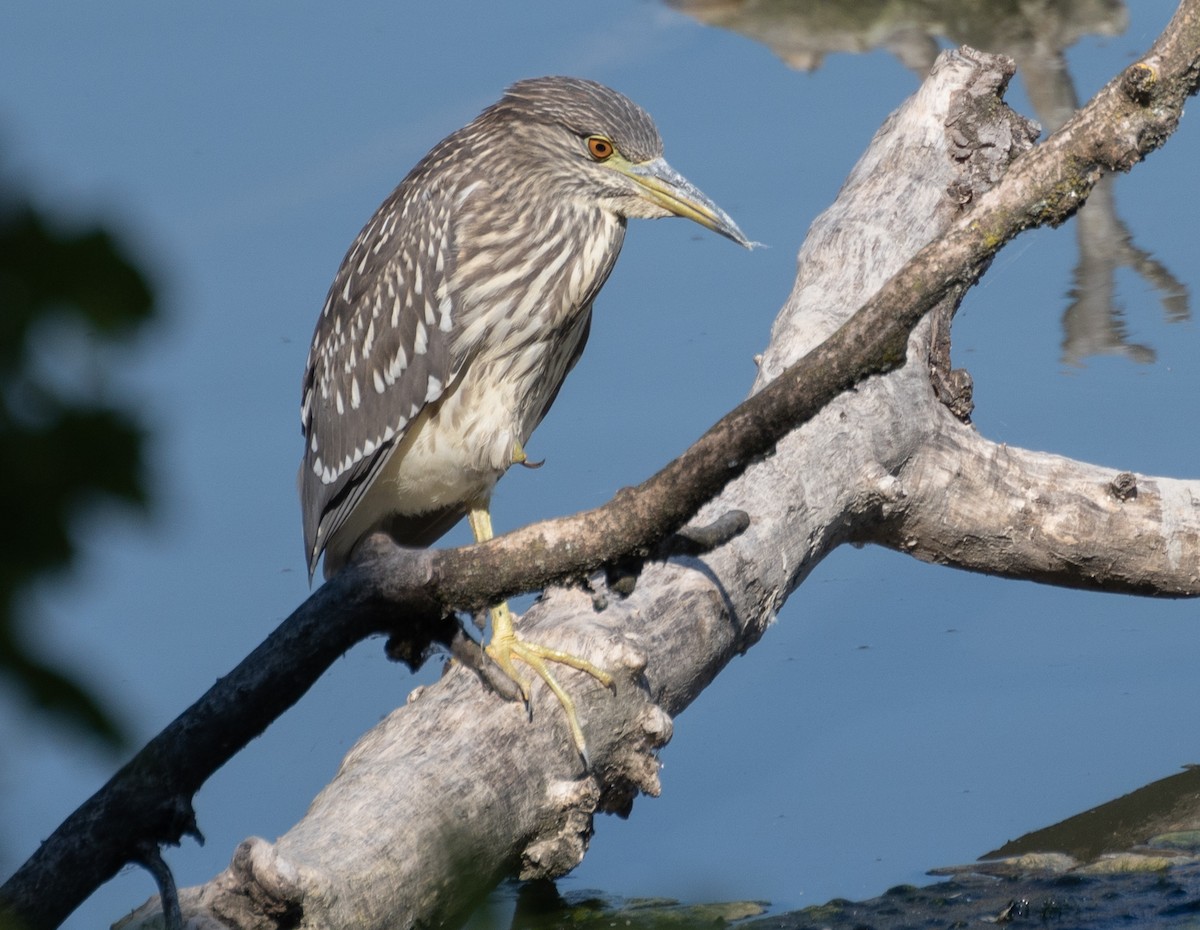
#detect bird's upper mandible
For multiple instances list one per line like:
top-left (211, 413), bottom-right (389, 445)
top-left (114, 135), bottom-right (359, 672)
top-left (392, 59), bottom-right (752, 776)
top-left (299, 76), bottom-right (750, 579)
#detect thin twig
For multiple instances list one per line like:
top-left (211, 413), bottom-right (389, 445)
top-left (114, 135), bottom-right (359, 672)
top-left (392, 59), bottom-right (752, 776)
top-left (132, 844), bottom-right (181, 930)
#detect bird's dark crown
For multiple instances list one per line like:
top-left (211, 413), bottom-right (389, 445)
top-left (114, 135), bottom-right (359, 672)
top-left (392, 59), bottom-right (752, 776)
top-left (491, 76), bottom-right (664, 164)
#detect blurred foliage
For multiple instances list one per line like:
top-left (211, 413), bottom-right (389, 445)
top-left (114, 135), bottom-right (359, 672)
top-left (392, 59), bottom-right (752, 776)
top-left (0, 174), bottom-right (157, 749)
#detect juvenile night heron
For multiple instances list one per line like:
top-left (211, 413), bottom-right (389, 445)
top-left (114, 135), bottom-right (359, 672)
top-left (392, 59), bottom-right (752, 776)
top-left (300, 76), bottom-right (749, 756)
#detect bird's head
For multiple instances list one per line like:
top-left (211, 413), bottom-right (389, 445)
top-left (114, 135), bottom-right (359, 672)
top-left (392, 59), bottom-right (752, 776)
top-left (485, 76), bottom-right (752, 248)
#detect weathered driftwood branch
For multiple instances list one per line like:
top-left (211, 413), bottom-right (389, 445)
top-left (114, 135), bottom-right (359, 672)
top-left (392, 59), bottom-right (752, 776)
top-left (878, 428), bottom-right (1200, 595)
top-left (4, 3), bottom-right (1198, 927)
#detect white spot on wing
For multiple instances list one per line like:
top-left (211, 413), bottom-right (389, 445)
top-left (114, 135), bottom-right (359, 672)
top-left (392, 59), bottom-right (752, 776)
top-left (456, 180), bottom-right (481, 206)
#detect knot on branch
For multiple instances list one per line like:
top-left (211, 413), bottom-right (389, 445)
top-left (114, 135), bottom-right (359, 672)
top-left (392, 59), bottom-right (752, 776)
top-left (933, 366), bottom-right (975, 422)
top-left (945, 47), bottom-right (1040, 190)
top-left (216, 838), bottom-right (305, 929)
top-left (611, 706), bottom-right (673, 801)
top-left (520, 779), bottom-right (601, 880)
top-left (848, 465), bottom-right (909, 527)
top-left (592, 700), bottom-right (674, 820)
top-left (929, 297), bottom-right (974, 423)
top-left (383, 612), bottom-right (462, 672)
top-left (1123, 59), bottom-right (1159, 105)
top-left (1109, 471), bottom-right (1138, 502)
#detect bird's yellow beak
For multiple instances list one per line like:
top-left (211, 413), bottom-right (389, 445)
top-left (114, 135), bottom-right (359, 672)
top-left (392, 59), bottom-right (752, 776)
top-left (619, 155), bottom-right (753, 248)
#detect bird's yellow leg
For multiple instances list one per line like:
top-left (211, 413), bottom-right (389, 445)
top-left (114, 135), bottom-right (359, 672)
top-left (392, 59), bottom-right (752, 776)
top-left (468, 503), bottom-right (612, 758)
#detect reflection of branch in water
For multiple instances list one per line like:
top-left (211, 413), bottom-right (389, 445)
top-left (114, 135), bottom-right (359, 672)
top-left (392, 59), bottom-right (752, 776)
top-left (667, 0), bottom-right (1126, 77)
top-left (670, 0), bottom-right (1190, 365)
top-left (1062, 173), bottom-right (1190, 367)
top-left (1019, 41), bottom-right (1192, 365)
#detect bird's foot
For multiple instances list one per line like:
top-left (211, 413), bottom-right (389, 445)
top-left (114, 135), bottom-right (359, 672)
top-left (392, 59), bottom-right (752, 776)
top-left (485, 602), bottom-right (613, 764)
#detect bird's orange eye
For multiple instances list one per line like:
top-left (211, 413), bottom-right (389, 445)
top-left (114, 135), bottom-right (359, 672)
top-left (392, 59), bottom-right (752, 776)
top-left (586, 136), bottom-right (614, 161)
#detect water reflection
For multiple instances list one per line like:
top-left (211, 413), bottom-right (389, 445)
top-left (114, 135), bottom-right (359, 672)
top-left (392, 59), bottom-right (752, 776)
top-left (668, 0), bottom-right (1190, 365)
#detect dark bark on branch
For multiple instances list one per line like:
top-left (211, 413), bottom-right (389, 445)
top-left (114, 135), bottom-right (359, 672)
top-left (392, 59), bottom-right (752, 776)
top-left (0, 553), bottom-right (455, 930)
top-left (3, 4), bottom-right (1199, 928)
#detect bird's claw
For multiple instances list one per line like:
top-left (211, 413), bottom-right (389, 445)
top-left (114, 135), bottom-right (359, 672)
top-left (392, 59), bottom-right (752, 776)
top-left (485, 603), bottom-right (612, 763)
top-left (511, 439), bottom-right (544, 469)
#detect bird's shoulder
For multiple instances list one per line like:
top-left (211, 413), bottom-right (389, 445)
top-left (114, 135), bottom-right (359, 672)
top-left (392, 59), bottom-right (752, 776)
top-left (298, 169), bottom-right (488, 564)
top-left (300, 171), bottom-right (473, 440)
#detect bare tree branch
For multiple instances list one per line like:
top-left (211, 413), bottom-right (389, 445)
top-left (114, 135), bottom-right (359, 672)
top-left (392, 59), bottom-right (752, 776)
top-left (877, 428), bottom-right (1200, 595)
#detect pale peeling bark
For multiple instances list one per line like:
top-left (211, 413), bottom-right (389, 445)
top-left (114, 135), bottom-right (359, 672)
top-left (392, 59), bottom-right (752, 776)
top-left (885, 429), bottom-right (1200, 595)
top-left (104, 12), bottom-right (1199, 930)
